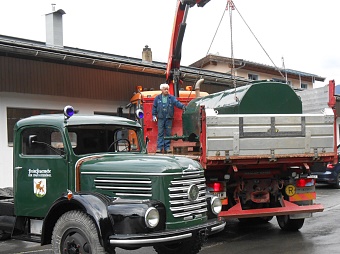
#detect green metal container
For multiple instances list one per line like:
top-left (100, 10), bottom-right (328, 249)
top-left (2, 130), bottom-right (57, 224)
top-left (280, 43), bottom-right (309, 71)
top-left (182, 81), bottom-right (302, 141)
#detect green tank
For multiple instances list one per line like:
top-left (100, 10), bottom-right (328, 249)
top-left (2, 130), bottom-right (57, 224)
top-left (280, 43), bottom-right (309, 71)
top-left (182, 81), bottom-right (302, 141)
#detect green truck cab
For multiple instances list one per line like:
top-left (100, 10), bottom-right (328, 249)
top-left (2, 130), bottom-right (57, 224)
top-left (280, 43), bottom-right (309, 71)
top-left (0, 106), bottom-right (225, 254)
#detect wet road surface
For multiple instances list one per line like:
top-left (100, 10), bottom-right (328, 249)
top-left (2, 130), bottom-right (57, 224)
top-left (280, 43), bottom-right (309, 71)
top-left (1, 184), bottom-right (338, 254)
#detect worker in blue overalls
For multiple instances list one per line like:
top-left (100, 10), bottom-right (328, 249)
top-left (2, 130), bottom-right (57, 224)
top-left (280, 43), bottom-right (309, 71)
top-left (152, 83), bottom-right (185, 153)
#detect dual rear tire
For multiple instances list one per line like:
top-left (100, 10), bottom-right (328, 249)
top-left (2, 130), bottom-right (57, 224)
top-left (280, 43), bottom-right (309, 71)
top-left (276, 215), bottom-right (304, 231)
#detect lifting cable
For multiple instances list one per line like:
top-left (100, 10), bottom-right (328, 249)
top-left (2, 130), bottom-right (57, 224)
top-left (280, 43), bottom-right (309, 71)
top-left (189, 0), bottom-right (286, 101)
top-left (231, 1), bottom-right (286, 79)
top-left (188, 3), bottom-right (227, 100)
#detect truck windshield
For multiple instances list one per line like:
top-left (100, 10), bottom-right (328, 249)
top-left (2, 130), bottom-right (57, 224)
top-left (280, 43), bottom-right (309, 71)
top-left (66, 125), bottom-right (141, 155)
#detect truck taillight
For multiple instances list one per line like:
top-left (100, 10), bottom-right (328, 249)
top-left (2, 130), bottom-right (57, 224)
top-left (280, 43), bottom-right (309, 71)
top-left (296, 178), bottom-right (315, 187)
top-left (207, 182), bottom-right (224, 192)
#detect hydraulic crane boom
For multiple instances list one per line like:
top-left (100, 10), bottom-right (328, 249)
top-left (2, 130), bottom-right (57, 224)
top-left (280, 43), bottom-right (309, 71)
top-left (166, 0), bottom-right (210, 97)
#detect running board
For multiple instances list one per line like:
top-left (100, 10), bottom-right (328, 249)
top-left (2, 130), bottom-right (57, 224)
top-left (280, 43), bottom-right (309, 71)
top-left (219, 200), bottom-right (324, 219)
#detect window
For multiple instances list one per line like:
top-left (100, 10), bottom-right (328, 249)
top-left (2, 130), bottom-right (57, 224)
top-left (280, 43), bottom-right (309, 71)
top-left (301, 83), bottom-right (308, 89)
top-left (21, 127), bottom-right (64, 156)
top-left (248, 73), bottom-right (259, 80)
top-left (67, 125), bottom-right (141, 155)
top-left (272, 78), bottom-right (291, 85)
top-left (7, 108), bottom-right (62, 146)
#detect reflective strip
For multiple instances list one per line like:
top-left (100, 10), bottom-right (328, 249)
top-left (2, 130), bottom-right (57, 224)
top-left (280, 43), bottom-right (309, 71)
top-left (110, 233), bottom-right (192, 245)
top-left (289, 192), bottom-right (316, 201)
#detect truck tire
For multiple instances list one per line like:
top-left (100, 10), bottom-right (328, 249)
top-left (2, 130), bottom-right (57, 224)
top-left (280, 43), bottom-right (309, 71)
top-left (153, 233), bottom-right (202, 254)
top-left (276, 215), bottom-right (304, 231)
top-left (333, 172), bottom-right (340, 189)
top-left (52, 210), bottom-right (114, 254)
top-left (0, 230), bottom-right (11, 240)
top-left (239, 216), bottom-right (273, 224)
top-left (3, 187), bottom-right (13, 197)
top-left (0, 187), bottom-right (13, 198)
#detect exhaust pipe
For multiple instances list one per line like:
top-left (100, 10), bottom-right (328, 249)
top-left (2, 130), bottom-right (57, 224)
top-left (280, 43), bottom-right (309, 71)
top-left (195, 79), bottom-right (204, 98)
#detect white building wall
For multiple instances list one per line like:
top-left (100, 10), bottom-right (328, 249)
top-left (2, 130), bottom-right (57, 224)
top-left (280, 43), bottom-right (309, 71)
top-left (0, 92), bottom-right (127, 188)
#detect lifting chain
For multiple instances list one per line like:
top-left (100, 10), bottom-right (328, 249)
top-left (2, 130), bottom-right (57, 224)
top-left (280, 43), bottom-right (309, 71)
top-left (226, 0), bottom-right (238, 101)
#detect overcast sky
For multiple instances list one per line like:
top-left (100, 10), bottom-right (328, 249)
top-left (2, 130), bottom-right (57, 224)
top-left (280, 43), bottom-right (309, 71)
top-left (0, 0), bottom-right (339, 87)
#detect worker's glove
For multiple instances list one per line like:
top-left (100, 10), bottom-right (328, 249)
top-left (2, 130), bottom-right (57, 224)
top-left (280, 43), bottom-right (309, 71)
top-left (152, 116), bottom-right (157, 122)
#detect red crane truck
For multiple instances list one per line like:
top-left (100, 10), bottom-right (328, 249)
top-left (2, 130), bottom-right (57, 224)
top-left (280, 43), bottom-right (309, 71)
top-left (130, 0), bottom-right (337, 231)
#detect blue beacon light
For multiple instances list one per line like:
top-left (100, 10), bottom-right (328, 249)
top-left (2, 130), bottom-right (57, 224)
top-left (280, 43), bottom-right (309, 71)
top-left (63, 105), bottom-right (74, 120)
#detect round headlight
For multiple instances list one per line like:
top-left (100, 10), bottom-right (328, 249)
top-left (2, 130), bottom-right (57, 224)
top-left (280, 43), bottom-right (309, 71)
top-left (145, 207), bottom-right (159, 228)
top-left (187, 184), bottom-right (199, 201)
top-left (211, 196), bottom-right (222, 215)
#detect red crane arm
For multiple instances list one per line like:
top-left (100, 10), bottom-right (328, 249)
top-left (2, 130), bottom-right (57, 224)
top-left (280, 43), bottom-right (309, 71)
top-left (166, 0), bottom-right (210, 96)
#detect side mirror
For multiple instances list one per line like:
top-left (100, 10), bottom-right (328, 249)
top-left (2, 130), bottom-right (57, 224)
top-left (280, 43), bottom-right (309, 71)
top-left (28, 135), bottom-right (37, 148)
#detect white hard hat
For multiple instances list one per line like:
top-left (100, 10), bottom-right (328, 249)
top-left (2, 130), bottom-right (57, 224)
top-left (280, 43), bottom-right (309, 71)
top-left (160, 83), bottom-right (169, 90)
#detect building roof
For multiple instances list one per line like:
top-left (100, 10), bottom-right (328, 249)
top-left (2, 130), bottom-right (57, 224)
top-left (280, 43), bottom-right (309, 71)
top-left (0, 34), bottom-right (249, 88)
top-left (190, 54), bottom-right (325, 82)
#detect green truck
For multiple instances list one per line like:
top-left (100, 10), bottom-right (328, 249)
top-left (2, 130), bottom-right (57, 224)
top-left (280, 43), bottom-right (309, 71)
top-left (0, 106), bottom-right (225, 254)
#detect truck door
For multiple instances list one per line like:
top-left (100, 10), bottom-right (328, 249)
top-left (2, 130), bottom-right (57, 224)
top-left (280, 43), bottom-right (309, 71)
top-left (14, 126), bottom-right (69, 217)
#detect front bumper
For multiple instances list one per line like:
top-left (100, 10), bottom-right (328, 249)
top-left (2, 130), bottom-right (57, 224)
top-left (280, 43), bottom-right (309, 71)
top-left (109, 218), bottom-right (225, 248)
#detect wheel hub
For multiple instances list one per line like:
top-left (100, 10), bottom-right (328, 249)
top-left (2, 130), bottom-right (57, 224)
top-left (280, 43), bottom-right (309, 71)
top-left (63, 232), bottom-right (90, 254)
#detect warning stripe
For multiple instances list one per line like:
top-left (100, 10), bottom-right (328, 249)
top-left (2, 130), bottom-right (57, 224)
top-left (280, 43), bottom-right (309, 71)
top-left (289, 192), bottom-right (316, 202)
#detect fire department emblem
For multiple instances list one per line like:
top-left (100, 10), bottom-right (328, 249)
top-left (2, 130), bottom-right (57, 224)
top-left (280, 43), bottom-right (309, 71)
top-left (34, 178), bottom-right (47, 198)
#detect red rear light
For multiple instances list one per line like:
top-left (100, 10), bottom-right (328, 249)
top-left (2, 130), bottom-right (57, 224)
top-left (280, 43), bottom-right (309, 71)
top-left (296, 178), bottom-right (315, 187)
top-left (207, 182), bottom-right (224, 192)
top-left (327, 163), bottom-right (334, 169)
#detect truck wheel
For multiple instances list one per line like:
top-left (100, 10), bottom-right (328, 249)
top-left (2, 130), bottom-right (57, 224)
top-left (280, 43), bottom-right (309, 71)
top-left (260, 216), bottom-right (273, 222)
top-left (0, 187), bottom-right (13, 197)
top-left (52, 210), bottom-right (113, 254)
top-left (153, 234), bottom-right (202, 254)
top-left (0, 230), bottom-right (11, 240)
top-left (333, 172), bottom-right (340, 189)
top-left (238, 216), bottom-right (273, 224)
top-left (276, 215), bottom-right (304, 231)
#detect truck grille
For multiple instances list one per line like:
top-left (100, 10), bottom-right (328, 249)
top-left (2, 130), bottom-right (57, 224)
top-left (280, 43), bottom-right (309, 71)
top-left (94, 177), bottom-right (152, 197)
top-left (169, 171), bottom-right (207, 218)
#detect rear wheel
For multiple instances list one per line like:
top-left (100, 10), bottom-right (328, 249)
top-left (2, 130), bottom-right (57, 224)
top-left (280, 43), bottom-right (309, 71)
top-left (238, 216), bottom-right (273, 224)
top-left (153, 233), bottom-right (203, 254)
top-left (52, 210), bottom-right (114, 254)
top-left (276, 215), bottom-right (304, 231)
top-left (333, 172), bottom-right (340, 189)
top-left (0, 230), bottom-right (11, 240)
top-left (0, 187), bottom-right (13, 197)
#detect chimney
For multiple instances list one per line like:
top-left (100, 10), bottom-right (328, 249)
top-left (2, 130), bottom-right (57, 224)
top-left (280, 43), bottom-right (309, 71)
top-left (142, 45), bottom-right (152, 62)
top-left (45, 5), bottom-right (66, 47)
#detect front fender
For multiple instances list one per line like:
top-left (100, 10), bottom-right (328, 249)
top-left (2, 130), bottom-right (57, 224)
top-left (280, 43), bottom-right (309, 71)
top-left (42, 192), bottom-right (166, 248)
top-left (42, 192), bottom-right (113, 246)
